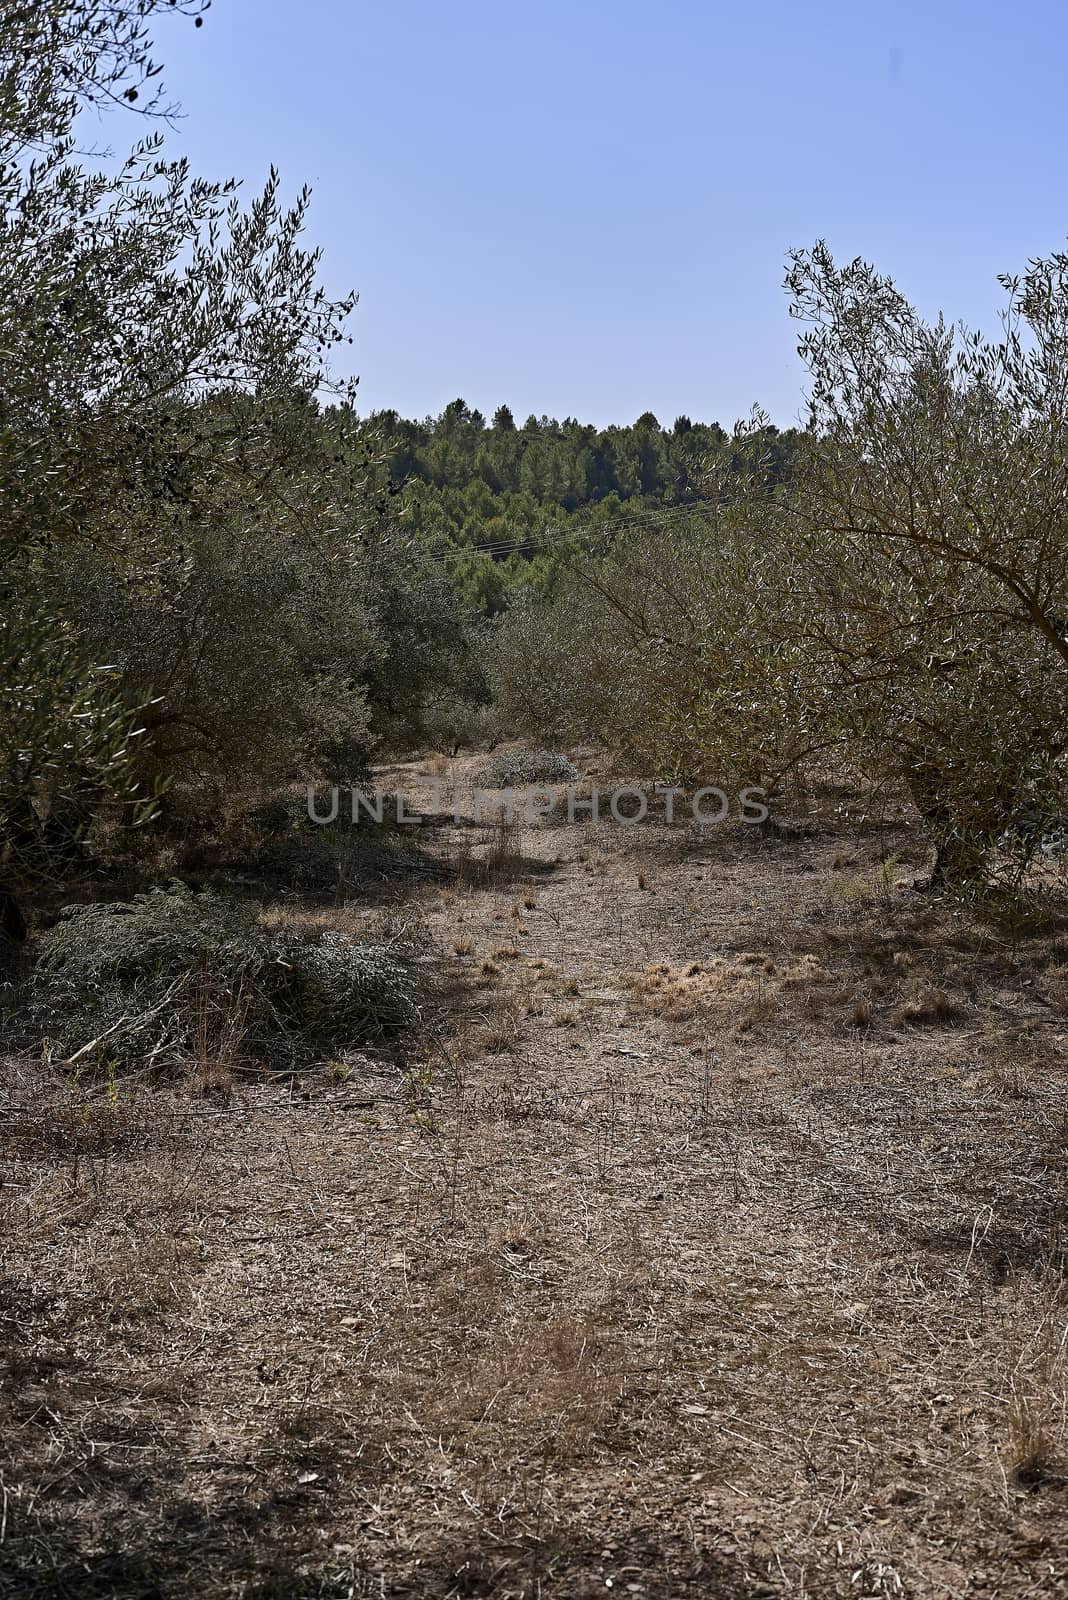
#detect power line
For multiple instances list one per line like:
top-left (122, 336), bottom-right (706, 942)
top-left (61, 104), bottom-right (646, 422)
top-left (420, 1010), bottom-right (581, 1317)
top-left (410, 499), bottom-right (725, 568)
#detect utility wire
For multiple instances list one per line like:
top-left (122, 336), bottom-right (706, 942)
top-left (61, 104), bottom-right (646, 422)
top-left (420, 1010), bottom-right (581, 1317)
top-left (407, 498), bottom-right (729, 568)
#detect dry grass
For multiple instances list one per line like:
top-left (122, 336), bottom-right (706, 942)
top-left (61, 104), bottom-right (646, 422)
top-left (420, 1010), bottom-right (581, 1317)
top-left (894, 983), bottom-right (968, 1027)
top-left (849, 993), bottom-right (874, 1028)
top-left (7, 761), bottom-right (1068, 1596)
top-left (479, 994), bottom-right (525, 1054)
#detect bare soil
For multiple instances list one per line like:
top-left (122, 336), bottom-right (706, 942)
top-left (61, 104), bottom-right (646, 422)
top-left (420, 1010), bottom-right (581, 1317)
top-left (4, 755), bottom-right (1068, 1598)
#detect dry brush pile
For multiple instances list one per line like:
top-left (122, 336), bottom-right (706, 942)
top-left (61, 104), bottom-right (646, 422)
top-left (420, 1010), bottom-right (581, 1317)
top-left (22, 883), bottom-right (419, 1075)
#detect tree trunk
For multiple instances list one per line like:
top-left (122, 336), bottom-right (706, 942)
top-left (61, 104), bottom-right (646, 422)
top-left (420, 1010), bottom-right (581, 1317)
top-left (905, 751), bottom-right (1008, 891)
top-left (0, 891), bottom-right (27, 946)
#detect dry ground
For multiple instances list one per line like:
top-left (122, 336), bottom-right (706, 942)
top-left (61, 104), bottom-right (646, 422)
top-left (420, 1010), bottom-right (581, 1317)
top-left (4, 755), bottom-right (1068, 1598)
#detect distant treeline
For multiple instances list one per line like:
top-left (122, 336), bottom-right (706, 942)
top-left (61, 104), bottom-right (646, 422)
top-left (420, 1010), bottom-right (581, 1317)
top-left (362, 401), bottom-right (808, 609)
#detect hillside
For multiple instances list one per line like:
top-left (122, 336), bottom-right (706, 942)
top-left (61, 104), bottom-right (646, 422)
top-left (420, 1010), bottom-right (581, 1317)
top-left (367, 403), bottom-right (806, 609)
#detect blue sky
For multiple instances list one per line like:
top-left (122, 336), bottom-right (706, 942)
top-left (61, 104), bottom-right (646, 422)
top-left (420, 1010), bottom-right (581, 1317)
top-left (94, 0), bottom-right (1068, 427)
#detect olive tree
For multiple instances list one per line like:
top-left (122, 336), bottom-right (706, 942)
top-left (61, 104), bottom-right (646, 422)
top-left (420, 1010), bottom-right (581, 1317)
top-left (0, 0), bottom-right (364, 916)
top-left (784, 243), bottom-right (1068, 882)
top-left (494, 251), bottom-right (1068, 891)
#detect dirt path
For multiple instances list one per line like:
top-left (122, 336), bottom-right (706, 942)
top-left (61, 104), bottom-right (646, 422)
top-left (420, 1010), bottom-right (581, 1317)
top-left (4, 761), bottom-right (1068, 1597)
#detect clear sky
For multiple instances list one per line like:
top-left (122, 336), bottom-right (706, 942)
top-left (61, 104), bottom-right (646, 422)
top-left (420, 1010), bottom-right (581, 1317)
top-left (93, 0), bottom-right (1068, 428)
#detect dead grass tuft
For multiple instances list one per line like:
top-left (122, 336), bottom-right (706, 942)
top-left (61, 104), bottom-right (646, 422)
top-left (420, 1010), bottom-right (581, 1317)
top-left (895, 985), bottom-right (967, 1027)
top-left (850, 994), bottom-right (874, 1029)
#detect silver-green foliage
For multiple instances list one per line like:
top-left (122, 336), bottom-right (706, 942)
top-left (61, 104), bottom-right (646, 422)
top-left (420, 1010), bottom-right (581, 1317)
top-left (0, 1), bottom-right (369, 880)
top-left (32, 886), bottom-right (418, 1066)
top-left (473, 749), bottom-right (580, 787)
top-left (495, 249), bottom-right (1068, 886)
